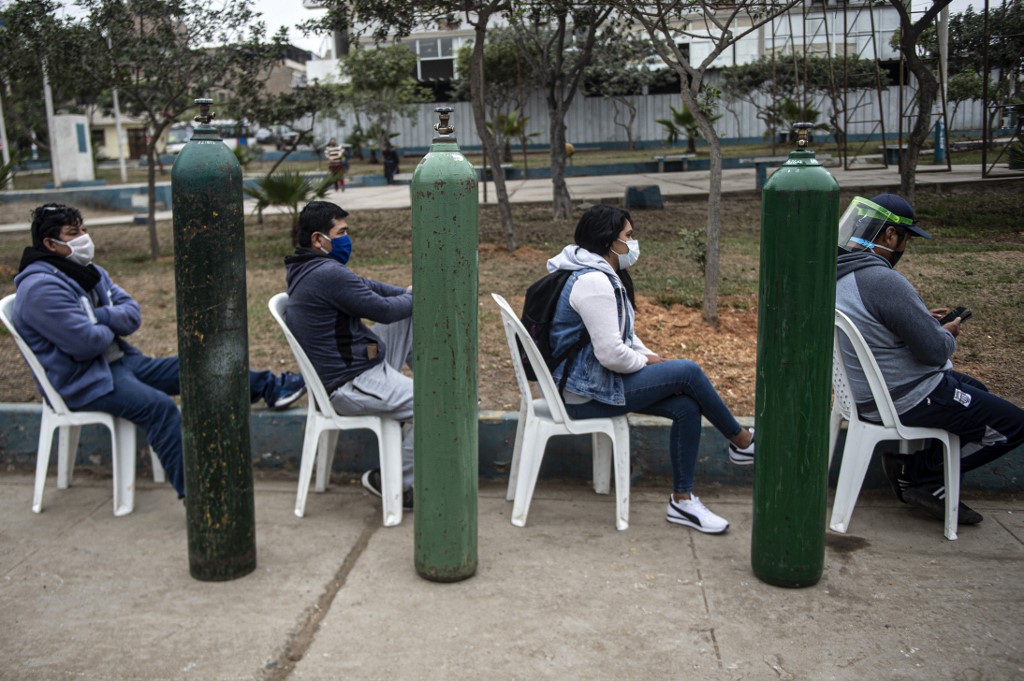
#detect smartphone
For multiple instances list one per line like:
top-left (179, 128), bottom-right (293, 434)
top-left (938, 306), bottom-right (972, 325)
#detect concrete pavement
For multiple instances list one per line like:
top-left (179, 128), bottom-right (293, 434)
top-left (3, 161), bottom-right (1024, 680)
top-left (2, 473), bottom-right (1023, 680)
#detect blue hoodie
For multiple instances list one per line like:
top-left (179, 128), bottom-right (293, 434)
top-left (13, 261), bottom-right (142, 408)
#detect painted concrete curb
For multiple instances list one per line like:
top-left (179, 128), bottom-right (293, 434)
top-left (1, 404), bottom-right (1020, 492)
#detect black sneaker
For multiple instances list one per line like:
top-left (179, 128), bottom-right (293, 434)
top-left (361, 468), bottom-right (382, 498)
top-left (880, 451), bottom-right (910, 503)
top-left (362, 468), bottom-right (414, 510)
top-left (728, 428), bottom-right (755, 465)
top-left (902, 484), bottom-right (983, 525)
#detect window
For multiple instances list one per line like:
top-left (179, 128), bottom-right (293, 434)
top-left (413, 37), bottom-right (457, 82)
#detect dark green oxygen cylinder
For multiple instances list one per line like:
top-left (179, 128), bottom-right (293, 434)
top-left (751, 124), bottom-right (839, 588)
top-left (411, 107), bottom-right (479, 582)
top-left (171, 98), bottom-right (256, 581)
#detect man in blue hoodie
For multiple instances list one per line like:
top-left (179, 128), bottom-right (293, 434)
top-left (835, 193), bottom-right (1023, 525)
top-left (284, 201), bottom-right (415, 508)
top-left (12, 204), bottom-right (306, 499)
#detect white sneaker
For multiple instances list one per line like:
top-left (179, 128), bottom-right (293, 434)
top-left (666, 495), bottom-right (729, 534)
top-left (729, 428), bottom-right (755, 465)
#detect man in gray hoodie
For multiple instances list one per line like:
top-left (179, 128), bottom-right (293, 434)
top-left (835, 193), bottom-right (1023, 525)
top-left (284, 201), bottom-right (415, 508)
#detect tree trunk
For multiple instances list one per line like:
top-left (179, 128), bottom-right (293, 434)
top-left (681, 87), bottom-right (721, 327)
top-left (469, 11), bottom-right (517, 251)
top-left (548, 104), bottom-right (572, 220)
top-left (145, 140), bottom-right (161, 260)
top-left (900, 51), bottom-right (939, 205)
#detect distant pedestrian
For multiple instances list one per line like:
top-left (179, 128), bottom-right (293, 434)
top-left (325, 138), bottom-right (345, 191)
top-left (382, 144), bottom-right (399, 185)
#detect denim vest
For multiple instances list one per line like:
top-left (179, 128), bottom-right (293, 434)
top-left (549, 268), bottom-right (629, 406)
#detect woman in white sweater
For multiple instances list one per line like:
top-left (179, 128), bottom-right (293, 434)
top-left (547, 205), bottom-right (754, 534)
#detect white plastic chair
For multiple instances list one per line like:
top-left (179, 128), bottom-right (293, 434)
top-left (491, 293), bottom-right (631, 531)
top-left (268, 292), bottom-right (404, 526)
top-left (829, 309), bottom-right (961, 540)
top-left (1, 294), bottom-right (164, 517)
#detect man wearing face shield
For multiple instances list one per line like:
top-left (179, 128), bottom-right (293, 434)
top-left (835, 194), bottom-right (1023, 526)
top-left (10, 204), bottom-right (306, 500)
top-left (284, 201), bottom-right (415, 509)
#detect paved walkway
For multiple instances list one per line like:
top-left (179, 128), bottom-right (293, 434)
top-left (3, 161), bottom-right (1023, 679)
top-left (1, 162), bottom-right (1020, 233)
top-left (2, 473), bottom-right (1023, 680)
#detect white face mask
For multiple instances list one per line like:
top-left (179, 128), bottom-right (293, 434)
top-left (616, 238), bottom-right (640, 270)
top-left (58, 233), bottom-right (95, 267)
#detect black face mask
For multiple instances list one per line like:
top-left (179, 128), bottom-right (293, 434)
top-left (890, 249), bottom-right (904, 267)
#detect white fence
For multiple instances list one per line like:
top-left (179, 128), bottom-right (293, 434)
top-left (314, 86), bottom-right (989, 152)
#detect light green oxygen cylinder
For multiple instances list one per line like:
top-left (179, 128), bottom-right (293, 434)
top-left (751, 123), bottom-right (840, 588)
top-left (411, 107), bottom-right (479, 582)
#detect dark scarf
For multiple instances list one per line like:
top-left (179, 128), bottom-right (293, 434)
top-left (18, 247), bottom-right (102, 293)
top-left (284, 246), bottom-right (330, 266)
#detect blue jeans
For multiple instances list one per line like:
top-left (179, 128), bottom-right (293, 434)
top-left (565, 360), bottom-right (743, 494)
top-left (78, 354), bottom-right (283, 498)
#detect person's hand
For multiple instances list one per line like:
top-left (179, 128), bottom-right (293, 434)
top-left (645, 354), bottom-right (665, 365)
top-left (406, 285), bottom-right (413, 292)
top-left (943, 317), bottom-right (962, 338)
top-left (930, 307), bottom-right (949, 321)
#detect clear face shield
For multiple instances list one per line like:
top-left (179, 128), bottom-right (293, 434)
top-left (837, 196), bottom-right (917, 252)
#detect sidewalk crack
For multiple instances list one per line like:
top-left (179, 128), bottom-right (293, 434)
top-left (260, 511), bottom-right (379, 680)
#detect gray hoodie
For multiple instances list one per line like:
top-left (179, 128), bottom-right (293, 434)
top-left (836, 250), bottom-right (954, 418)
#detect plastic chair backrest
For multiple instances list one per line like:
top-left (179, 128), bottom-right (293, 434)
top-left (834, 309), bottom-right (901, 428)
top-left (268, 292), bottom-right (339, 419)
top-left (0, 294), bottom-right (72, 415)
top-left (491, 293), bottom-right (571, 425)
top-left (831, 334), bottom-right (856, 422)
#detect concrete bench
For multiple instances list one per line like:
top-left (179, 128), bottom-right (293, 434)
top-left (877, 145), bottom-right (932, 165)
top-left (651, 153), bottom-right (696, 173)
top-left (473, 163), bottom-right (514, 180)
top-left (739, 154), bottom-right (834, 189)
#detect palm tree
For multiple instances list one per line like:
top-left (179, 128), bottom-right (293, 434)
top-left (244, 172), bottom-right (334, 245)
top-left (657, 104), bottom-right (721, 153)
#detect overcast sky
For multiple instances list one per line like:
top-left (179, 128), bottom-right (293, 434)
top-left (253, 0), bottom-right (985, 58)
top-left (56, 0), bottom-right (986, 59)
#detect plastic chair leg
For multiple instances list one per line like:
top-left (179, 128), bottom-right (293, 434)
top-left (506, 404), bottom-right (528, 502)
top-left (829, 427), bottom-right (881, 534)
top-left (57, 425), bottom-right (81, 489)
top-left (294, 423), bottom-right (323, 518)
top-left (377, 421), bottom-right (404, 527)
top-left (612, 418), bottom-right (630, 531)
top-left (316, 430), bottom-right (340, 493)
top-left (943, 435), bottom-right (961, 541)
top-left (150, 448), bottom-right (166, 484)
top-left (112, 418), bottom-right (136, 517)
top-left (510, 429), bottom-right (547, 528)
top-left (828, 410), bottom-right (843, 468)
top-left (32, 420), bottom-right (55, 514)
top-left (592, 432), bottom-right (612, 495)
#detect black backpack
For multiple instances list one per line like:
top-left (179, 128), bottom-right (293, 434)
top-left (518, 269), bottom-right (590, 394)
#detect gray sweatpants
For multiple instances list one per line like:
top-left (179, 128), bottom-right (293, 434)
top-left (330, 317), bottom-right (415, 489)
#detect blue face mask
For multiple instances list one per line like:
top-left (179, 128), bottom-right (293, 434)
top-left (318, 232), bottom-right (352, 264)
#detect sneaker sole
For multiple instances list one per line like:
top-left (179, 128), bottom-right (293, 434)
top-left (272, 387), bottom-right (306, 411)
top-left (666, 515), bottom-right (729, 534)
top-left (360, 470), bottom-right (383, 499)
top-left (729, 452), bottom-right (754, 465)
